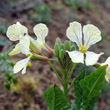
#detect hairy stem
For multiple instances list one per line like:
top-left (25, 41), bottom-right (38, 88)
top-left (67, 63), bottom-right (76, 82)
top-left (48, 61), bottom-right (63, 86)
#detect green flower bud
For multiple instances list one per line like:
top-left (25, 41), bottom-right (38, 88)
top-left (55, 38), bottom-right (61, 45)
top-left (31, 54), bottom-right (48, 62)
top-left (70, 45), bottom-right (76, 51)
top-left (69, 41), bottom-right (75, 47)
top-left (59, 49), bottom-right (64, 59)
top-left (60, 44), bottom-right (64, 50)
top-left (54, 43), bottom-right (60, 57)
top-left (64, 41), bottom-right (70, 50)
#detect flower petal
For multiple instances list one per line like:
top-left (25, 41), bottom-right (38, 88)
top-left (66, 21), bottom-right (82, 48)
top-left (67, 51), bottom-right (84, 64)
top-left (13, 57), bottom-right (30, 74)
top-left (9, 36), bottom-right (30, 56)
top-left (83, 24), bottom-right (101, 49)
top-left (7, 22), bottom-right (28, 41)
top-left (9, 43), bottom-right (21, 56)
top-left (85, 51), bottom-right (104, 66)
top-left (33, 23), bottom-right (48, 43)
top-left (19, 35), bottom-right (30, 54)
top-left (105, 67), bottom-right (110, 82)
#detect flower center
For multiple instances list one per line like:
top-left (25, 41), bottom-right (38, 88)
top-left (79, 45), bottom-right (87, 53)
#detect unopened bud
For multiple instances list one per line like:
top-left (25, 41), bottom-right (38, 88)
top-left (56, 38), bottom-right (61, 45)
top-left (31, 54), bottom-right (48, 62)
top-left (45, 44), bottom-right (54, 54)
top-left (64, 41), bottom-right (70, 50)
top-left (70, 45), bottom-right (75, 51)
top-left (54, 43), bottom-right (60, 57)
top-left (69, 41), bottom-right (75, 47)
top-left (59, 49), bottom-right (64, 59)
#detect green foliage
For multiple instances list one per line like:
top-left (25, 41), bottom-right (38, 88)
top-left (0, 37), bottom-right (12, 46)
top-left (73, 71), bottom-right (86, 109)
top-left (64, 0), bottom-right (94, 10)
top-left (0, 46), bottom-right (18, 89)
top-left (72, 66), bottom-right (106, 110)
top-left (54, 38), bottom-right (75, 70)
top-left (0, 21), bottom-right (7, 34)
top-left (43, 85), bottom-right (71, 110)
top-left (30, 3), bottom-right (53, 23)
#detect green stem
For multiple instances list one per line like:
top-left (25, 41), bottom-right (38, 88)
top-left (69, 78), bottom-right (75, 90)
top-left (67, 63), bottom-right (76, 82)
top-left (64, 72), bottom-right (68, 100)
top-left (48, 58), bottom-right (59, 65)
top-left (48, 58), bottom-right (65, 75)
top-left (48, 61), bottom-right (63, 86)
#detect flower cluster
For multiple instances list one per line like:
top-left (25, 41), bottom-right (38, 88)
top-left (7, 21), bottom-right (110, 82)
top-left (7, 22), bottom-right (53, 74)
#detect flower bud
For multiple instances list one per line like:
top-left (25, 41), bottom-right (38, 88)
top-left (60, 44), bottom-right (64, 50)
top-left (54, 43), bottom-right (60, 57)
top-left (44, 44), bottom-right (54, 54)
top-left (70, 45), bottom-right (75, 51)
top-left (56, 38), bottom-right (61, 45)
top-left (64, 41), bottom-right (70, 51)
top-left (69, 41), bottom-right (75, 47)
top-left (31, 54), bottom-right (48, 62)
top-left (59, 49), bottom-right (64, 59)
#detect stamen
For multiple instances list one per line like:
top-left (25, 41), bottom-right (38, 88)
top-left (79, 45), bottom-right (87, 53)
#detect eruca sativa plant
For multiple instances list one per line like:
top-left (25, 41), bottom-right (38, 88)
top-left (5, 21), bottom-right (110, 110)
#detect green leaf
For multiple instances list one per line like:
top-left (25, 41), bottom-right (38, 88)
top-left (80, 66), bottom-right (106, 110)
top-left (72, 66), bottom-right (106, 110)
top-left (73, 71), bottom-right (86, 109)
top-left (43, 85), bottom-right (70, 110)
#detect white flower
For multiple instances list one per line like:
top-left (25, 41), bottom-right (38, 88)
top-left (33, 23), bottom-right (48, 49)
top-left (7, 22), bottom-right (32, 74)
top-left (7, 22), bottom-right (28, 41)
top-left (66, 21), bottom-right (104, 66)
top-left (7, 22), bottom-right (30, 56)
top-left (13, 56), bottom-right (31, 74)
top-left (101, 57), bottom-right (110, 82)
top-left (9, 36), bottom-right (31, 56)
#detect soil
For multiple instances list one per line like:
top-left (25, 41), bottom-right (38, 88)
top-left (0, 0), bottom-right (110, 110)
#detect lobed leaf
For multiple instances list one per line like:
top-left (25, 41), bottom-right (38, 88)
top-left (43, 85), bottom-right (70, 110)
top-left (72, 66), bottom-right (106, 110)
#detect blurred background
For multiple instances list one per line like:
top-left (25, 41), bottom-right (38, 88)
top-left (0, 0), bottom-right (110, 110)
